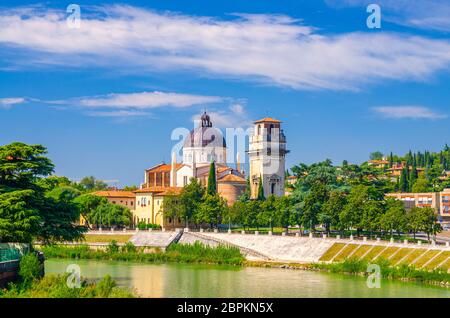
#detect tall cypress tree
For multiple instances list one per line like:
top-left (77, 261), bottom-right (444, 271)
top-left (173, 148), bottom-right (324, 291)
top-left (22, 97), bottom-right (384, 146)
top-left (206, 161), bottom-right (217, 195)
top-left (257, 175), bottom-right (265, 201)
top-left (409, 162), bottom-right (418, 192)
top-left (400, 166), bottom-right (409, 192)
top-left (389, 152), bottom-right (394, 167)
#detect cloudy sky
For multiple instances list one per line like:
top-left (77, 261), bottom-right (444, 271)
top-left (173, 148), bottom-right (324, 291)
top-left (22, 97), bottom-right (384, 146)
top-left (1, 0), bottom-right (449, 186)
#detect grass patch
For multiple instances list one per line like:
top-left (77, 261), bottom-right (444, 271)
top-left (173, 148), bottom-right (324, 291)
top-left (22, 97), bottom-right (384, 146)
top-left (81, 235), bottom-right (132, 243)
top-left (375, 247), bottom-right (399, 260)
top-left (333, 244), bottom-right (359, 262)
top-left (319, 243), bottom-right (345, 262)
top-left (389, 248), bottom-right (412, 264)
top-left (350, 245), bottom-right (372, 259)
top-left (361, 245), bottom-right (385, 261)
top-left (398, 248), bottom-right (428, 266)
top-left (39, 242), bottom-right (244, 266)
top-left (439, 259), bottom-right (450, 271)
top-left (313, 258), bottom-right (449, 286)
top-left (414, 250), bottom-right (441, 268)
top-left (423, 251), bottom-right (450, 270)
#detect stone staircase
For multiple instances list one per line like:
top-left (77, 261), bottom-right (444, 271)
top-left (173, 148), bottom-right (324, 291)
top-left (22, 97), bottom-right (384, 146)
top-left (197, 233), bottom-right (335, 263)
top-left (130, 230), bottom-right (182, 249)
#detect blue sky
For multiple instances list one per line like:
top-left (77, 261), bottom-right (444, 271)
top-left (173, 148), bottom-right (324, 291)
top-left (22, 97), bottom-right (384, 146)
top-left (1, 0), bottom-right (450, 186)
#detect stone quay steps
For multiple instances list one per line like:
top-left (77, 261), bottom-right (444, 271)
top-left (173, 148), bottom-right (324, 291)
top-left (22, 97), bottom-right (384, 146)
top-left (130, 231), bottom-right (181, 249)
top-left (192, 232), bottom-right (336, 263)
top-left (185, 232), bottom-right (273, 261)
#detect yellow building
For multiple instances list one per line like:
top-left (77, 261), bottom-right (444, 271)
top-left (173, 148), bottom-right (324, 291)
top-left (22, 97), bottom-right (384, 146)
top-left (133, 186), bottom-right (183, 228)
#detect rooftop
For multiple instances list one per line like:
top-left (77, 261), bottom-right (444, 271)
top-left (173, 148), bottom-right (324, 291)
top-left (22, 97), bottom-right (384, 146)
top-left (93, 191), bottom-right (135, 198)
top-left (254, 117), bottom-right (281, 124)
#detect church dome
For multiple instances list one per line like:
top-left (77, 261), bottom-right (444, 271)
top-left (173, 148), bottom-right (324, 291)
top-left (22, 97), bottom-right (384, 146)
top-left (183, 112), bottom-right (226, 148)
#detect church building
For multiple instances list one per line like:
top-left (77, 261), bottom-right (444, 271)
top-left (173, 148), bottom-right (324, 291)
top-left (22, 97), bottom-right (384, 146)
top-left (142, 112), bottom-right (247, 205)
top-left (92, 113), bottom-right (288, 228)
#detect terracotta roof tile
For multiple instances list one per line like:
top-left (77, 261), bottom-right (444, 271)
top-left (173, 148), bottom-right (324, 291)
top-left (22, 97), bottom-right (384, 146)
top-left (254, 117), bottom-right (281, 124)
top-left (134, 186), bottom-right (183, 194)
top-left (93, 191), bottom-right (136, 198)
top-left (145, 163), bottom-right (185, 173)
top-left (218, 174), bottom-right (247, 183)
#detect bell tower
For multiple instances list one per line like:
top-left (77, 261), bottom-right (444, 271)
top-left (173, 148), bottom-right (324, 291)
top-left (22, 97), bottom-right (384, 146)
top-left (248, 117), bottom-right (288, 198)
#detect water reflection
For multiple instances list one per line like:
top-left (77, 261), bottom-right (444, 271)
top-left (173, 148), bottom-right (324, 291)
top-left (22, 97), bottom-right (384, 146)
top-left (45, 259), bottom-right (450, 298)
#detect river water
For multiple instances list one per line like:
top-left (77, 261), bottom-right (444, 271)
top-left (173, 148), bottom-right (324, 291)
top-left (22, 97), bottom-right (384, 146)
top-left (45, 259), bottom-right (449, 298)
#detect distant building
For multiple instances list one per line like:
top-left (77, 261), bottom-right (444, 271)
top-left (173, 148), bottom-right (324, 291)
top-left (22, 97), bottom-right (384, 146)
top-left (367, 159), bottom-right (389, 169)
top-left (386, 188), bottom-right (450, 226)
top-left (386, 162), bottom-right (424, 177)
top-left (92, 190), bottom-right (135, 209)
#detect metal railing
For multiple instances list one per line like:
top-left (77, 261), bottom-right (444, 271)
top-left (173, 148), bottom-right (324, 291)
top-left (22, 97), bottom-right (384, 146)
top-left (0, 243), bottom-right (30, 262)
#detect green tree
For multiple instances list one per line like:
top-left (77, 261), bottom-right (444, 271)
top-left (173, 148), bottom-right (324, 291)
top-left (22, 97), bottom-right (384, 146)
top-left (302, 182), bottom-right (329, 231)
top-left (162, 193), bottom-right (182, 227)
top-left (361, 200), bottom-right (384, 236)
top-left (340, 185), bottom-right (369, 236)
top-left (206, 161), bottom-right (217, 196)
top-left (274, 196), bottom-right (292, 232)
top-left (369, 151), bottom-right (384, 160)
top-left (320, 190), bottom-right (346, 235)
top-left (90, 203), bottom-right (131, 228)
top-left (197, 194), bottom-right (226, 228)
top-left (238, 178), bottom-right (251, 202)
top-left (257, 175), bottom-right (265, 201)
top-left (419, 207), bottom-right (442, 242)
top-left (179, 178), bottom-right (205, 227)
top-left (380, 199), bottom-right (407, 238)
top-left (77, 176), bottom-right (108, 192)
top-left (74, 194), bottom-right (108, 228)
top-left (259, 195), bottom-right (277, 231)
top-left (399, 166), bottom-right (409, 192)
top-left (409, 162), bottom-right (418, 192)
top-left (243, 200), bottom-right (260, 230)
top-left (0, 142), bottom-right (85, 243)
top-left (411, 175), bottom-right (431, 193)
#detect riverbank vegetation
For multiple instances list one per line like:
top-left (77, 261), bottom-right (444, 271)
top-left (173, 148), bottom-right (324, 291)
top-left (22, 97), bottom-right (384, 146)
top-left (40, 241), bottom-right (245, 265)
top-left (312, 258), bottom-right (450, 286)
top-left (0, 253), bottom-right (134, 298)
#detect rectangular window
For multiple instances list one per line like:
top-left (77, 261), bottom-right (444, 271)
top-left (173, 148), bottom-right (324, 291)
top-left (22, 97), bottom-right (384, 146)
top-left (183, 176), bottom-right (188, 186)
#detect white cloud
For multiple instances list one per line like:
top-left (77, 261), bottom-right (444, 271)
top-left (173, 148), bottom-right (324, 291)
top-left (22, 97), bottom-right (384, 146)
top-left (372, 106), bottom-right (447, 119)
top-left (0, 97), bottom-right (27, 109)
top-left (1, 6), bottom-right (450, 90)
top-left (77, 91), bottom-right (222, 109)
top-left (326, 0), bottom-right (450, 32)
top-left (84, 110), bottom-right (152, 118)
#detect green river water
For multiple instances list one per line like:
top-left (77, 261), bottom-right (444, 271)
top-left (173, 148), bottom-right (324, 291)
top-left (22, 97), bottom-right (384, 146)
top-left (45, 259), bottom-right (449, 298)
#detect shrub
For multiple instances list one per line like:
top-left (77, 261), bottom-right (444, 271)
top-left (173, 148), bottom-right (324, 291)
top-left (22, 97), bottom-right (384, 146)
top-left (0, 274), bottom-right (135, 298)
top-left (18, 253), bottom-right (42, 286)
top-left (137, 222), bottom-right (147, 230)
top-left (120, 242), bottom-right (137, 253)
top-left (106, 240), bottom-right (119, 254)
